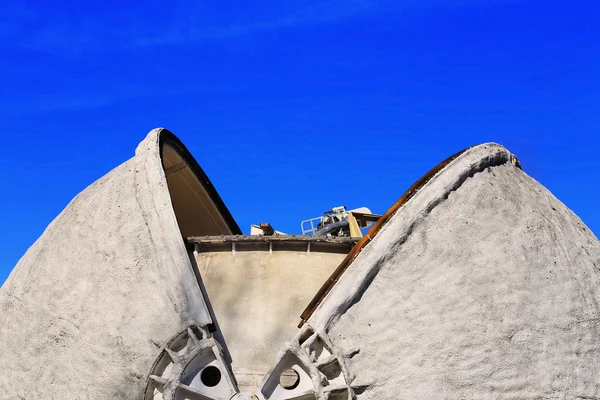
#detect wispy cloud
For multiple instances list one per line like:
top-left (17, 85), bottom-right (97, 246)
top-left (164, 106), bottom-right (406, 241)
top-left (1, 0), bottom-right (518, 53)
top-left (1, 1), bottom-right (401, 52)
top-left (0, 0), bottom-right (518, 113)
top-left (138, 1), bottom-right (390, 46)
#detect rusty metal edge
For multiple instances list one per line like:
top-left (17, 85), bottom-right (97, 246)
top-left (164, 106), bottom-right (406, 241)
top-left (299, 145), bottom-right (520, 326)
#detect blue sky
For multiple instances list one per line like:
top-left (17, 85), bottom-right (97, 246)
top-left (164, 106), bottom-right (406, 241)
top-left (1, 0), bottom-right (599, 285)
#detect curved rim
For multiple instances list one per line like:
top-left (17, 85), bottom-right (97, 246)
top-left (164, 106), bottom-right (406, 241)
top-left (158, 128), bottom-right (242, 236)
top-left (299, 145), bottom-right (521, 325)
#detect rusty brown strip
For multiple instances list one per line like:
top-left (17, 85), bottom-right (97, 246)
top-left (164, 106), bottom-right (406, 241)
top-left (299, 146), bottom-right (475, 325)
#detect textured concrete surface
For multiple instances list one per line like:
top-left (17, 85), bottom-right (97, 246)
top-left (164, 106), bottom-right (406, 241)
top-left (305, 143), bottom-right (600, 399)
top-left (0, 129), bottom-right (216, 399)
top-left (195, 249), bottom-right (347, 392)
top-left (3, 136), bottom-right (599, 400)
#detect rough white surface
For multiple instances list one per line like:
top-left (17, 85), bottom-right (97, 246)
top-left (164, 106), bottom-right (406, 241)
top-left (0, 129), bottom-right (211, 399)
top-left (309, 144), bottom-right (600, 398)
top-left (3, 137), bottom-right (599, 400)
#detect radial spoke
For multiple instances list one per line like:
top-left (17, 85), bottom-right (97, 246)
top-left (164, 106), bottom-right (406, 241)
top-left (164, 347), bottom-right (181, 363)
top-left (176, 382), bottom-right (215, 400)
top-left (187, 327), bottom-right (201, 346)
top-left (149, 375), bottom-right (168, 389)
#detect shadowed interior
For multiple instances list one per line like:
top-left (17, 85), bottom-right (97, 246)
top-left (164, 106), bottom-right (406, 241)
top-left (161, 142), bottom-right (236, 237)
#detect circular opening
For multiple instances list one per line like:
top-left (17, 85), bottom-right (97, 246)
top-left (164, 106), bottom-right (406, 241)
top-left (201, 366), bottom-right (221, 387)
top-left (279, 368), bottom-right (300, 390)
